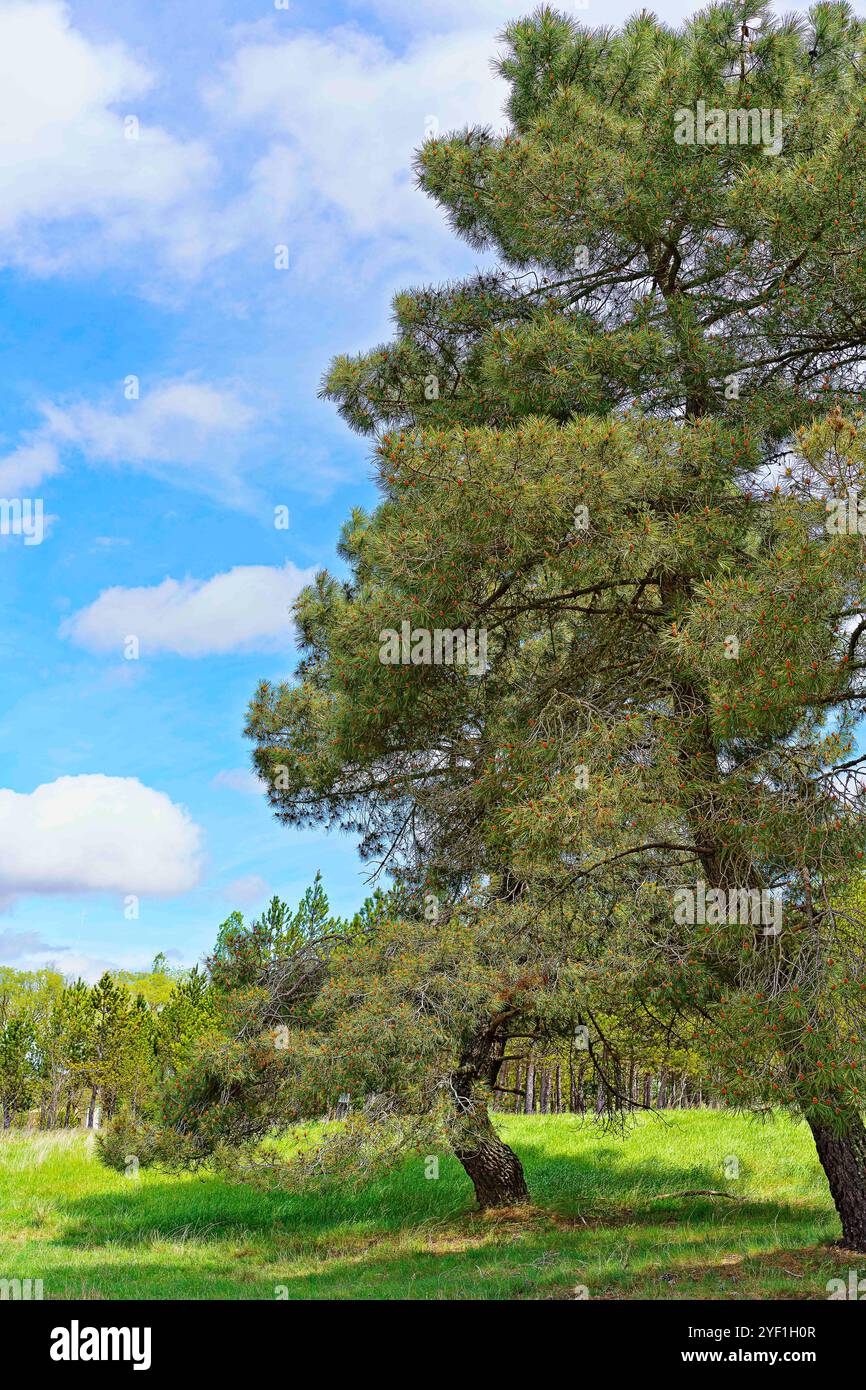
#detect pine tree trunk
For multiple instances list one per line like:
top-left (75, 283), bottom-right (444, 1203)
top-left (524, 1060), bottom-right (535, 1114)
top-left (693, 813), bottom-right (866, 1247)
top-left (675, 706), bottom-right (866, 1246)
top-left (455, 1114), bottom-right (530, 1209)
top-left (451, 1022), bottom-right (530, 1208)
top-left (595, 1044), bottom-right (609, 1114)
top-left (808, 1115), bottom-right (866, 1251)
top-left (539, 1068), bottom-right (550, 1114)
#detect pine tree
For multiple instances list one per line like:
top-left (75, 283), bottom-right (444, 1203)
top-left (0, 1016), bottom-right (34, 1128)
top-left (248, 3), bottom-right (866, 1237)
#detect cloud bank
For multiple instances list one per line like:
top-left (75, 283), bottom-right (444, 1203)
top-left (0, 775), bottom-right (203, 903)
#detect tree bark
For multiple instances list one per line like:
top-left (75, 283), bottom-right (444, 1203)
top-left (680, 719), bottom-right (866, 1251)
top-left (454, 1111), bottom-right (530, 1209)
top-left (450, 1018), bottom-right (530, 1208)
top-left (808, 1114), bottom-right (866, 1251)
top-left (539, 1068), bottom-right (550, 1114)
top-left (524, 1060), bottom-right (535, 1114)
top-left (595, 1043), bottom-right (609, 1114)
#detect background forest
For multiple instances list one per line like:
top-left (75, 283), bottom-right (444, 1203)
top-left (0, 878), bottom-right (718, 1135)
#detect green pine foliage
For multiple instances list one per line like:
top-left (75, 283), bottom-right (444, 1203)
top-left (246, 2), bottom-right (866, 1169)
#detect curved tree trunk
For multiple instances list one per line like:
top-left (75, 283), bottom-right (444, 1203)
top-left (808, 1115), bottom-right (866, 1251)
top-left (455, 1108), bottom-right (529, 1208)
top-left (452, 1016), bottom-right (530, 1208)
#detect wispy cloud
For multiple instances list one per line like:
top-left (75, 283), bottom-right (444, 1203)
top-left (0, 377), bottom-right (266, 505)
top-left (207, 22), bottom-right (507, 284)
top-left (0, 1), bottom-right (218, 276)
top-left (212, 767), bottom-right (268, 796)
top-left (0, 928), bottom-right (68, 959)
top-left (0, 437), bottom-right (61, 494)
top-left (43, 377), bottom-right (260, 500)
top-left (221, 873), bottom-right (269, 907)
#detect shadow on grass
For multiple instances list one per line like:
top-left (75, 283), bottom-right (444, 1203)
top-left (55, 1141), bottom-right (833, 1257)
top-left (37, 1216), bottom-right (844, 1302)
top-left (16, 1113), bottom-right (838, 1299)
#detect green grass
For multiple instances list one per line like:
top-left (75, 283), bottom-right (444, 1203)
top-left (0, 1111), bottom-right (857, 1300)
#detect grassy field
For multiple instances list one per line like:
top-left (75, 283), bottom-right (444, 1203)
top-left (0, 1111), bottom-right (858, 1300)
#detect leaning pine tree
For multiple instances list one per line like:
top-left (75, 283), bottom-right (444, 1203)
top-left (249, 2), bottom-right (866, 1239)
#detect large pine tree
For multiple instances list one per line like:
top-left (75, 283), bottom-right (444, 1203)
top-left (248, 2), bottom-right (866, 1237)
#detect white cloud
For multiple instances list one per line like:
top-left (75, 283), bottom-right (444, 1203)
top-left (43, 950), bottom-right (130, 983)
top-left (0, 437), bottom-right (61, 494)
top-left (208, 24), bottom-right (507, 277)
top-left (212, 768), bottom-right (268, 796)
top-left (0, 775), bottom-right (203, 903)
top-left (0, 4), bottom-right (509, 287)
top-left (43, 379), bottom-right (256, 478)
top-left (0, 377), bottom-right (263, 504)
top-left (0, 1), bottom-right (218, 274)
top-left (61, 559), bottom-right (314, 657)
top-left (222, 874), bottom-right (269, 907)
top-left (0, 936), bottom-right (189, 982)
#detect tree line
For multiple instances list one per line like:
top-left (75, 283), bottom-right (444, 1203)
top-left (1, 896), bottom-right (724, 1134)
top-left (0, 959), bottom-right (213, 1131)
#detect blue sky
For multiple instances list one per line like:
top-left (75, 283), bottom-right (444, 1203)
top-left (0, 0), bottom-right (827, 978)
